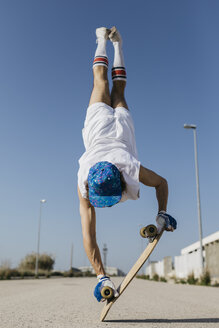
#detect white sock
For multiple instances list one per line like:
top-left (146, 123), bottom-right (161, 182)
top-left (93, 38), bottom-right (108, 68)
top-left (112, 42), bottom-right (126, 81)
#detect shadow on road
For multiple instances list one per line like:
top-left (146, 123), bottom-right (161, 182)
top-left (106, 318), bottom-right (219, 323)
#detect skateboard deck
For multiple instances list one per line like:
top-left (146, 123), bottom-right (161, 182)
top-left (100, 228), bottom-right (164, 321)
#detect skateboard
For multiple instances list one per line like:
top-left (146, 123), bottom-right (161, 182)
top-left (100, 224), bottom-right (164, 321)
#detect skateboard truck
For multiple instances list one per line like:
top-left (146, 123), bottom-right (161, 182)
top-left (140, 224), bottom-right (158, 242)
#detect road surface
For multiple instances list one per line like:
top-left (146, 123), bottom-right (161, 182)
top-left (0, 277), bottom-right (219, 327)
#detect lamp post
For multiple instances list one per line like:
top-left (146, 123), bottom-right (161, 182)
top-left (70, 243), bottom-right (73, 271)
top-left (184, 124), bottom-right (204, 273)
top-left (35, 199), bottom-right (46, 276)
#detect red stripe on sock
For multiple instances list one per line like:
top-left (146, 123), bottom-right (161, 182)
top-left (93, 57), bottom-right (108, 64)
top-left (112, 69), bottom-right (126, 77)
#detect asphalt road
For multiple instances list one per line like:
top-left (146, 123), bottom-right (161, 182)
top-left (0, 277), bottom-right (219, 328)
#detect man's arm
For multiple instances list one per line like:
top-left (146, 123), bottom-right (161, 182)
top-left (78, 186), bottom-right (105, 276)
top-left (139, 165), bottom-right (168, 212)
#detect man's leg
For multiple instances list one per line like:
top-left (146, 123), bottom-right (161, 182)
top-left (89, 27), bottom-right (111, 107)
top-left (109, 27), bottom-right (128, 109)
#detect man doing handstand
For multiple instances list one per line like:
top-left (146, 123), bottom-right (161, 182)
top-left (78, 27), bottom-right (177, 302)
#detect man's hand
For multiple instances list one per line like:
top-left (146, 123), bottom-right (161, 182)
top-left (94, 275), bottom-right (119, 302)
top-left (156, 211), bottom-right (177, 232)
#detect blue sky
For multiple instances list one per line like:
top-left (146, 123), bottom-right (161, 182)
top-left (0, 0), bottom-right (219, 273)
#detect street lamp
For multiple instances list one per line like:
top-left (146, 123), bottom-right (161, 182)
top-left (35, 199), bottom-right (47, 276)
top-left (184, 124), bottom-right (204, 273)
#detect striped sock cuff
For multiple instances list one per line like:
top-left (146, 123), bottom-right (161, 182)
top-left (93, 56), bottom-right (108, 68)
top-left (112, 67), bottom-right (127, 81)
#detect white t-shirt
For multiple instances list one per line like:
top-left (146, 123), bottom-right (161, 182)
top-left (78, 102), bottom-right (141, 202)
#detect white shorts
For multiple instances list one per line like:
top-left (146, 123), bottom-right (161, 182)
top-left (82, 102), bottom-right (138, 157)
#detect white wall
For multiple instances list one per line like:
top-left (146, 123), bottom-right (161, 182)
top-left (174, 250), bottom-right (202, 278)
top-left (145, 257), bottom-right (172, 278)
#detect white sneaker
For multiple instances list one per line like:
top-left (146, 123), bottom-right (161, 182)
top-left (96, 27), bottom-right (110, 40)
top-left (109, 26), bottom-right (122, 43)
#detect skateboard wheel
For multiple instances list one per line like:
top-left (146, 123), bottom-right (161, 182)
top-left (101, 286), bottom-right (114, 300)
top-left (140, 225), bottom-right (157, 238)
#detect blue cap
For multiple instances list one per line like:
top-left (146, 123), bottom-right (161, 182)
top-left (88, 161), bottom-right (122, 208)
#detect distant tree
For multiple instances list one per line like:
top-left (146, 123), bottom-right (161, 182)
top-left (19, 253), bottom-right (55, 271)
top-left (0, 259), bottom-right (12, 269)
top-left (200, 271), bottom-right (211, 286)
top-left (19, 254), bottom-right (35, 271)
top-left (187, 272), bottom-right (198, 285)
top-left (152, 273), bottom-right (159, 281)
